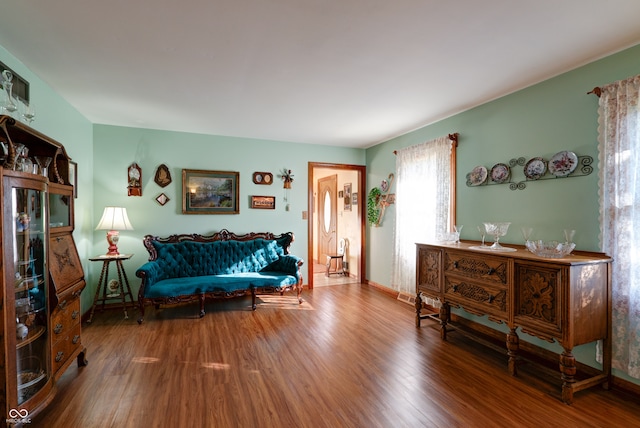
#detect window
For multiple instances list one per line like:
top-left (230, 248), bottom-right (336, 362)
top-left (597, 74), bottom-right (640, 379)
top-left (391, 134), bottom-right (458, 295)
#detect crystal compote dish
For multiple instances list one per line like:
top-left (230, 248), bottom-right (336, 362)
top-left (525, 240), bottom-right (575, 258)
top-left (483, 222), bottom-right (511, 250)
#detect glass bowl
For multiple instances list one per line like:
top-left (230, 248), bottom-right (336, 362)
top-left (483, 222), bottom-right (511, 250)
top-left (525, 240), bottom-right (575, 258)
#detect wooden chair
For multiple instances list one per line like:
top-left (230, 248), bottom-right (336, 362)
top-left (325, 238), bottom-right (347, 276)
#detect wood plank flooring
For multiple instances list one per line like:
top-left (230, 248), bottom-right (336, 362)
top-left (33, 284), bottom-right (640, 428)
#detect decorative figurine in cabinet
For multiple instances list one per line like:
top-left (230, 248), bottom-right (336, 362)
top-left (0, 115), bottom-right (87, 423)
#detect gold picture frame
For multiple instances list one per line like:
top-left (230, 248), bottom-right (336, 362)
top-left (182, 169), bottom-right (239, 214)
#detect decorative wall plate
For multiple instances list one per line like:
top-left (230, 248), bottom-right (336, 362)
top-left (253, 171), bottom-right (273, 185)
top-left (108, 279), bottom-right (120, 293)
top-left (524, 157), bottom-right (547, 180)
top-left (548, 151), bottom-right (578, 177)
top-left (468, 166), bottom-right (488, 186)
top-left (490, 163), bottom-right (510, 184)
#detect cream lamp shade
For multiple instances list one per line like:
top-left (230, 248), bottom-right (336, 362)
top-left (95, 207), bottom-right (134, 255)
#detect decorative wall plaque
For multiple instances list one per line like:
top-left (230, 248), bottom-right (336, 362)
top-left (252, 171), bottom-right (273, 185)
top-left (154, 164), bottom-right (172, 187)
top-left (156, 193), bottom-right (169, 206)
top-left (128, 163), bottom-right (142, 196)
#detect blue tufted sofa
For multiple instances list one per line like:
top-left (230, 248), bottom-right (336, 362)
top-left (135, 229), bottom-right (304, 323)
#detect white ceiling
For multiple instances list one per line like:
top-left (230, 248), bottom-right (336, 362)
top-left (1, 1), bottom-right (640, 148)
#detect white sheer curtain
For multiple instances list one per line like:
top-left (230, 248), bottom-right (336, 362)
top-left (598, 74), bottom-right (640, 379)
top-left (391, 136), bottom-right (453, 295)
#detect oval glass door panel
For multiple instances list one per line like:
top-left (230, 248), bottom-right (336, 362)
top-left (323, 190), bottom-right (331, 233)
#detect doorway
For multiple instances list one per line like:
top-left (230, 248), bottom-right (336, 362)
top-left (318, 174), bottom-right (338, 260)
top-left (307, 162), bottom-right (366, 289)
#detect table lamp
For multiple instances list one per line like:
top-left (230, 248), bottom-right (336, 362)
top-left (95, 206), bottom-right (134, 255)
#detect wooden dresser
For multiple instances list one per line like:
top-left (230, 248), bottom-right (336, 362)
top-left (415, 241), bottom-right (612, 404)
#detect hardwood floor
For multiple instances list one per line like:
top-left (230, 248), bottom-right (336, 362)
top-left (34, 284), bottom-right (639, 428)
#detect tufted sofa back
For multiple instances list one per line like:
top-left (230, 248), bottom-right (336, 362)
top-left (151, 239), bottom-right (283, 277)
top-left (142, 230), bottom-right (296, 280)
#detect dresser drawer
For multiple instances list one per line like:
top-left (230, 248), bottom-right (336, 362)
top-left (444, 250), bottom-right (509, 286)
top-left (51, 296), bottom-right (81, 340)
top-left (52, 323), bottom-right (82, 373)
top-left (444, 275), bottom-right (509, 319)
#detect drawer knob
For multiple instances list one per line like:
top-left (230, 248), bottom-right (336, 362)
top-left (59, 300), bottom-right (68, 310)
top-left (54, 323), bottom-right (63, 334)
top-left (488, 268), bottom-right (495, 275)
top-left (72, 310), bottom-right (79, 320)
top-left (452, 285), bottom-right (458, 292)
top-left (55, 351), bottom-right (64, 362)
top-left (72, 335), bottom-right (80, 344)
top-left (453, 261), bottom-right (459, 269)
top-left (488, 295), bottom-right (495, 303)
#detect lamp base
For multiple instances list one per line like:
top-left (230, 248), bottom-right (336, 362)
top-left (105, 230), bottom-right (120, 256)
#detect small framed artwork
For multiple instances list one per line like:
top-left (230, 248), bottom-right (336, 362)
top-left (352, 192), bottom-right (358, 205)
top-left (253, 171), bottom-right (273, 185)
top-left (182, 169), bottom-right (240, 214)
top-left (68, 161), bottom-right (78, 198)
top-left (344, 183), bottom-right (352, 211)
top-left (251, 195), bottom-right (276, 209)
top-left (156, 193), bottom-right (170, 206)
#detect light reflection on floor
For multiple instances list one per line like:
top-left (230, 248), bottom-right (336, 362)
top-left (312, 263), bottom-right (356, 287)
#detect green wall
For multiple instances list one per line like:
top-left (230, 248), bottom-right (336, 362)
top-left (365, 43), bottom-right (640, 384)
top-left (92, 124), bottom-right (366, 293)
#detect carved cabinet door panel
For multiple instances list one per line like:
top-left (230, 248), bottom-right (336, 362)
top-left (513, 261), bottom-right (564, 341)
top-left (49, 233), bottom-right (84, 294)
top-left (416, 245), bottom-right (442, 295)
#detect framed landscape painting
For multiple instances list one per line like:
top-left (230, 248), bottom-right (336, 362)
top-left (182, 169), bottom-right (239, 214)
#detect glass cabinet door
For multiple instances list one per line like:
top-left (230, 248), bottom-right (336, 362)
top-left (48, 182), bottom-right (73, 231)
top-left (7, 177), bottom-right (50, 406)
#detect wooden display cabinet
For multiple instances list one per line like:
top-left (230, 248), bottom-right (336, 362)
top-left (415, 241), bottom-right (612, 404)
top-left (0, 115), bottom-right (86, 425)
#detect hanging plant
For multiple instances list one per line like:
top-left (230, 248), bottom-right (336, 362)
top-left (367, 187), bottom-right (381, 226)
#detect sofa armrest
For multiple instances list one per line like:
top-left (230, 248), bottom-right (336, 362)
top-left (136, 260), bottom-right (165, 295)
top-left (264, 255), bottom-right (304, 282)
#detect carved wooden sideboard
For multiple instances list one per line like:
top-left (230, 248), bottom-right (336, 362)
top-left (415, 241), bottom-right (612, 404)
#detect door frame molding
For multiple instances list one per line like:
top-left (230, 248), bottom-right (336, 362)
top-left (307, 162), bottom-right (366, 289)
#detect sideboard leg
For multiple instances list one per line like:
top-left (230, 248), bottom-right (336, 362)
top-left (560, 349), bottom-right (577, 405)
top-left (415, 292), bottom-right (423, 328)
top-left (507, 328), bottom-right (519, 376)
top-left (439, 303), bottom-right (450, 340)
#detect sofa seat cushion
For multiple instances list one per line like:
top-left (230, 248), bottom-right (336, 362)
top-left (144, 272), bottom-right (298, 299)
